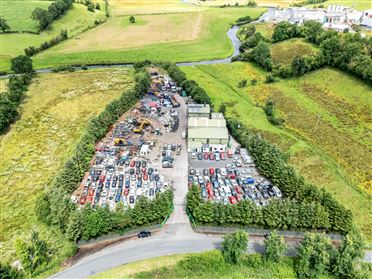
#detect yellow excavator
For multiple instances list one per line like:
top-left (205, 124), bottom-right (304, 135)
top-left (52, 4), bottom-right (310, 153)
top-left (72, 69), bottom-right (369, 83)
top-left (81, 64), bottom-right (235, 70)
top-left (134, 118), bottom-right (152, 134)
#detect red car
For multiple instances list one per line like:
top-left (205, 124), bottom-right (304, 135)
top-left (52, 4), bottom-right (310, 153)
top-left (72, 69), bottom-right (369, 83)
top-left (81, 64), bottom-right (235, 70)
top-left (229, 196), bottom-right (237, 204)
top-left (236, 194), bottom-right (242, 202)
top-left (88, 188), bottom-right (94, 197)
top-left (124, 189), bottom-right (129, 196)
top-left (130, 160), bottom-right (135, 167)
top-left (209, 168), bottom-right (215, 176)
top-left (203, 153), bottom-right (209, 160)
top-left (228, 171), bottom-right (236, 179)
top-left (206, 182), bottom-right (212, 190)
top-left (209, 152), bottom-right (215, 160)
top-left (99, 175), bottom-right (106, 183)
top-left (80, 196), bottom-right (87, 205)
top-left (86, 196), bottom-right (93, 204)
top-left (227, 150), bottom-right (233, 158)
top-left (143, 173), bottom-right (148, 181)
top-left (235, 186), bottom-right (242, 195)
top-left (220, 152), bottom-right (225, 160)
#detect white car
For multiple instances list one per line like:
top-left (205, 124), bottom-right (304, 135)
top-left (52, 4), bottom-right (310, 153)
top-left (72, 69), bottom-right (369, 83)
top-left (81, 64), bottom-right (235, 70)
top-left (101, 190), bottom-right (108, 197)
top-left (109, 201), bottom-right (116, 210)
top-left (191, 152), bottom-right (196, 159)
top-left (101, 197), bottom-right (107, 205)
top-left (136, 188), bottom-right (143, 196)
top-left (221, 168), bottom-right (227, 176)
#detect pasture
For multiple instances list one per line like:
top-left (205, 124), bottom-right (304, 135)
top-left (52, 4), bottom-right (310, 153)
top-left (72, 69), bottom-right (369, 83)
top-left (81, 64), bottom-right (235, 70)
top-left (270, 38), bottom-right (319, 65)
top-left (57, 12), bottom-right (203, 53)
top-left (181, 63), bottom-right (372, 242)
top-left (0, 1), bottom-right (52, 32)
top-left (32, 7), bottom-right (266, 68)
top-left (190, 0), bottom-right (298, 7)
top-left (0, 68), bottom-right (133, 261)
top-left (0, 4), bottom-right (106, 72)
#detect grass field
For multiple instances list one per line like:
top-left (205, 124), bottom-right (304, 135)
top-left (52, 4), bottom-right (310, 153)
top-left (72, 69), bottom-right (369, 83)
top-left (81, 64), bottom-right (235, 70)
top-left (181, 63), bottom-right (372, 242)
top-left (56, 12), bottom-right (203, 53)
top-left (270, 38), bottom-right (319, 65)
top-left (91, 250), bottom-right (335, 279)
top-left (191, 0), bottom-right (298, 7)
top-left (0, 68), bottom-right (133, 262)
top-left (31, 7), bottom-right (266, 69)
top-left (0, 4), bottom-right (106, 72)
top-left (109, 0), bottom-right (202, 15)
top-left (0, 79), bottom-right (8, 92)
top-left (313, 0), bottom-right (372, 11)
top-left (0, 1), bottom-right (52, 32)
top-left (254, 22), bottom-right (275, 40)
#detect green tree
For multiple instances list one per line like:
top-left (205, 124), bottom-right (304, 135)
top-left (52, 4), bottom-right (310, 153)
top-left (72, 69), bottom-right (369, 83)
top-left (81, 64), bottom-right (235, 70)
top-left (296, 233), bottom-right (333, 279)
top-left (10, 55), bottom-right (33, 74)
top-left (129, 15), bottom-right (135, 23)
top-left (219, 103), bottom-right (227, 114)
top-left (186, 185), bottom-right (202, 214)
top-left (66, 209), bottom-right (84, 242)
top-left (243, 24), bottom-right (256, 39)
top-left (221, 230), bottom-right (248, 264)
top-left (0, 17), bottom-right (10, 33)
top-left (95, 3), bottom-right (100, 10)
top-left (31, 8), bottom-right (53, 31)
top-left (34, 194), bottom-right (52, 225)
top-left (15, 231), bottom-right (49, 275)
top-left (264, 230), bottom-right (287, 262)
top-left (303, 20), bottom-right (323, 44)
top-left (331, 230), bottom-right (364, 279)
top-left (250, 41), bottom-right (273, 71)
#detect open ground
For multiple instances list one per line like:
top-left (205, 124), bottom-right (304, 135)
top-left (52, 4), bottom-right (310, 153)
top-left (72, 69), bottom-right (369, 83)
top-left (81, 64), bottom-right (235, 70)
top-left (181, 63), bottom-right (372, 242)
top-left (0, 68), bottom-right (133, 262)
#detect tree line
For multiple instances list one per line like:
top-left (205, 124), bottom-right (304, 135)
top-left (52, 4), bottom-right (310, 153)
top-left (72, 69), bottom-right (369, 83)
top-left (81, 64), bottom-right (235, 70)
top-left (234, 20), bottom-right (372, 83)
top-left (221, 228), bottom-right (367, 279)
top-left (31, 0), bottom-right (73, 31)
top-left (0, 56), bottom-right (34, 134)
top-left (24, 30), bottom-right (68, 57)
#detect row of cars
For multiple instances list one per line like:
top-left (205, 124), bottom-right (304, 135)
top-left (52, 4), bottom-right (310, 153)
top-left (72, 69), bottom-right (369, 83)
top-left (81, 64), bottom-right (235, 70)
top-left (78, 147), bottom-right (169, 210)
top-left (191, 151), bottom-right (233, 161)
top-left (188, 166), bottom-right (282, 206)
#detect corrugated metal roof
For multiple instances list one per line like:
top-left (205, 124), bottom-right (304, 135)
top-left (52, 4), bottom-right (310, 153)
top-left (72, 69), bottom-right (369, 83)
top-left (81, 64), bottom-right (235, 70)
top-left (188, 127), bottom-right (228, 139)
top-left (188, 104), bottom-right (210, 114)
top-left (188, 117), bottom-right (226, 128)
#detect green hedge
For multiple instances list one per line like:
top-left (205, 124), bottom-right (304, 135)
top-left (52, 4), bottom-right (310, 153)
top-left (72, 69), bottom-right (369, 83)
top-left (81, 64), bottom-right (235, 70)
top-left (0, 74), bottom-right (32, 134)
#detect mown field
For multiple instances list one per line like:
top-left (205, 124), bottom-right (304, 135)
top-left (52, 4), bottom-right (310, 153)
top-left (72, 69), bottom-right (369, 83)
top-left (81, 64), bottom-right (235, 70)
top-left (0, 4), bottom-right (106, 72)
top-left (181, 63), bottom-right (372, 242)
top-left (90, 250), bottom-right (333, 279)
top-left (109, 0), bottom-right (202, 15)
top-left (56, 12), bottom-right (203, 53)
top-left (270, 38), bottom-right (319, 65)
top-left (32, 7), bottom-right (266, 69)
top-left (311, 0), bottom-right (372, 11)
top-left (191, 0), bottom-right (298, 7)
top-left (0, 68), bottom-right (133, 262)
top-left (0, 0), bottom-right (52, 32)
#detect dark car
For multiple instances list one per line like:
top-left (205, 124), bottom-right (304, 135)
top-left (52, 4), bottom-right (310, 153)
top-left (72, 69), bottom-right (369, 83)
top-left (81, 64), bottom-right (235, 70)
top-left (198, 153), bottom-right (203, 160)
top-left (129, 195), bottom-right (135, 204)
top-left (203, 153), bottom-right (209, 160)
top-left (203, 169), bottom-right (208, 176)
top-left (135, 161), bottom-right (141, 168)
top-left (138, 231), bottom-right (151, 238)
top-left (148, 167), bottom-right (154, 175)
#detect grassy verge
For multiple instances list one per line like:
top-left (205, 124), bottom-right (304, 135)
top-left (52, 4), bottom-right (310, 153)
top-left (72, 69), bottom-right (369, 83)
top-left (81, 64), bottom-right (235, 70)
top-left (90, 250), bottom-right (332, 279)
top-left (270, 38), bottom-right (319, 65)
top-left (0, 68), bottom-right (133, 262)
top-left (181, 63), bottom-right (372, 242)
top-left (31, 7), bottom-right (266, 69)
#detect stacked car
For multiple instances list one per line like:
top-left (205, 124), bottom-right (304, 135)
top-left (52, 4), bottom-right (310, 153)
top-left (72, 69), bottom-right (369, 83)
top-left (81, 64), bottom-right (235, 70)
top-left (188, 166), bottom-right (282, 206)
top-left (78, 147), bottom-right (169, 210)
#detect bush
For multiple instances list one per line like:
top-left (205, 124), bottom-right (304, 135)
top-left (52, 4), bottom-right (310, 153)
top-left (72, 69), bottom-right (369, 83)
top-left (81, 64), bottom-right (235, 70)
top-left (221, 230), bottom-right (248, 264)
top-left (238, 79), bottom-right (247, 87)
top-left (129, 15), bottom-right (135, 23)
top-left (296, 233), bottom-right (333, 279)
top-left (25, 30), bottom-right (68, 57)
top-left (265, 73), bottom-right (275, 83)
top-left (10, 55), bottom-right (33, 74)
top-left (52, 65), bottom-right (75, 73)
top-left (251, 78), bottom-right (257, 85)
top-left (264, 230), bottom-right (287, 262)
top-left (0, 262), bottom-right (23, 278)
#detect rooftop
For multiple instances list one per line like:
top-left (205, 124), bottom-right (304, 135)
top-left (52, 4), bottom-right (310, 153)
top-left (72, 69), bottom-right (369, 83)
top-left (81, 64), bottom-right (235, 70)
top-left (188, 127), bottom-right (228, 139)
top-left (188, 104), bottom-right (211, 114)
top-left (188, 117), bottom-right (226, 128)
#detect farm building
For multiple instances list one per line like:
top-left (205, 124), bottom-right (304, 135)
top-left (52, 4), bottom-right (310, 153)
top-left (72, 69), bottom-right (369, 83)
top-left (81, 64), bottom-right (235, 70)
top-left (187, 112), bottom-right (229, 152)
top-left (188, 104), bottom-right (210, 118)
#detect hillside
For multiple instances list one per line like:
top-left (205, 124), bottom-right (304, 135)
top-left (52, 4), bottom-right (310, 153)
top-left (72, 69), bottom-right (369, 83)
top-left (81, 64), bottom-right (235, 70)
top-left (181, 63), bottom-right (372, 241)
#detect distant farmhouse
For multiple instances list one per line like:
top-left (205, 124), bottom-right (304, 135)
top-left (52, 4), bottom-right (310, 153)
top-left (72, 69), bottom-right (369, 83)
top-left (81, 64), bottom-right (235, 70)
top-left (261, 5), bottom-right (372, 33)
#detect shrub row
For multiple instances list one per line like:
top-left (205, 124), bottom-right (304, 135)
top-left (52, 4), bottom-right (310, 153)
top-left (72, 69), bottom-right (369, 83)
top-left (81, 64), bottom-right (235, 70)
top-left (24, 30), bottom-right (68, 57)
top-left (36, 69), bottom-right (151, 232)
top-left (66, 190), bottom-right (174, 242)
top-left (0, 74), bottom-right (32, 134)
